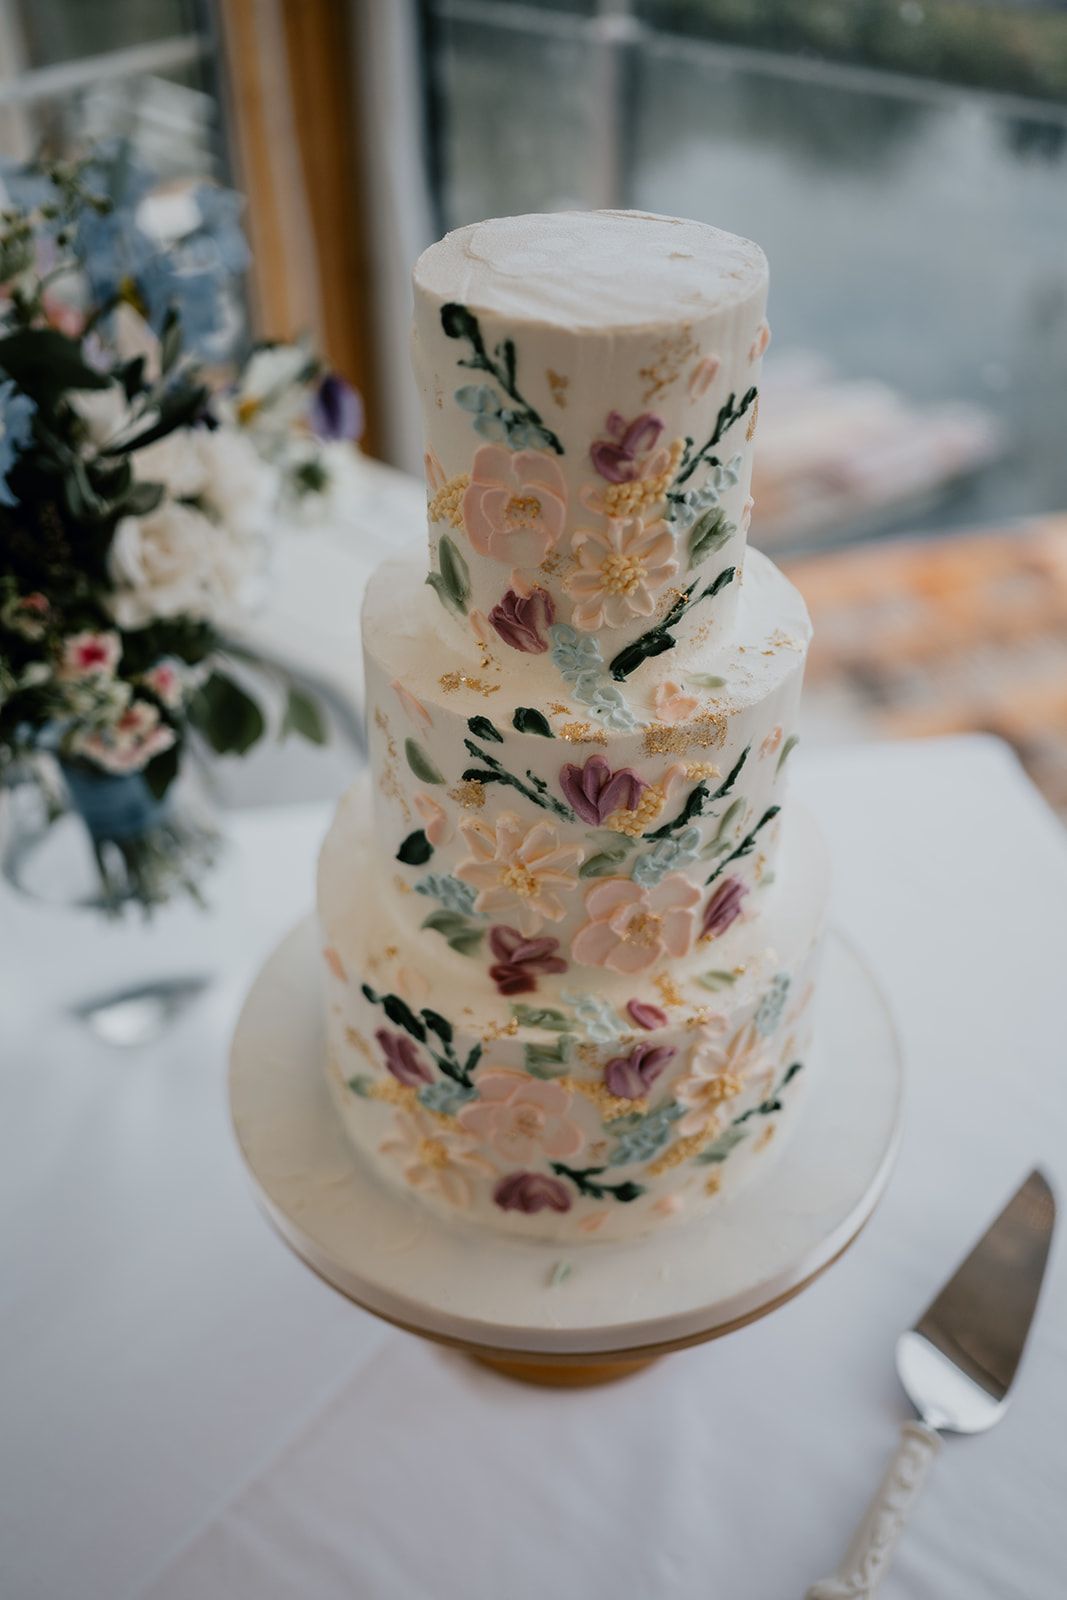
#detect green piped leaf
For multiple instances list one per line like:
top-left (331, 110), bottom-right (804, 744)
top-left (421, 1008), bottom-right (453, 1046)
top-left (776, 734), bottom-right (799, 772)
top-left (421, 909), bottom-right (485, 956)
top-left (404, 737), bottom-right (444, 784)
top-left (688, 508), bottom-right (733, 567)
top-left (578, 832), bottom-right (634, 879)
top-left (347, 1074), bottom-right (374, 1098)
top-left (689, 673), bottom-right (726, 689)
top-left (467, 714), bottom-right (503, 744)
top-left (426, 534), bottom-right (471, 616)
top-left (696, 1126), bottom-right (748, 1165)
top-left (380, 992), bottom-right (426, 1041)
top-left (513, 706), bottom-right (554, 737)
top-left (397, 829), bottom-right (433, 866)
top-left (525, 1035), bottom-right (573, 1076)
top-left (511, 1004), bottom-right (571, 1032)
top-left (696, 969), bottom-right (738, 992)
top-left (608, 565), bottom-right (736, 682)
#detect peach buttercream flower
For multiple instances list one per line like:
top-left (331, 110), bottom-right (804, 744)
top-left (455, 811), bottom-right (582, 934)
top-left (414, 791), bottom-right (451, 846)
top-left (653, 681), bottom-right (699, 724)
top-left (688, 355), bottom-right (721, 399)
top-left (674, 1021), bottom-right (768, 1138)
top-left (462, 445), bottom-right (567, 565)
top-left (564, 515), bottom-right (679, 632)
top-left (392, 678), bottom-right (433, 731)
top-left (379, 1106), bottom-right (495, 1209)
top-left (458, 1069), bottom-right (584, 1164)
top-left (571, 873), bottom-right (701, 974)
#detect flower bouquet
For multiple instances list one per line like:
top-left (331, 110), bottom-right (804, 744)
top-left (0, 148), bottom-right (361, 912)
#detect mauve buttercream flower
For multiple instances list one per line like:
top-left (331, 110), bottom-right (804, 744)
top-left (559, 754), bottom-right (647, 827)
top-left (488, 584), bottom-right (555, 654)
top-left (701, 877), bottom-right (748, 941)
top-left (603, 1041), bottom-right (676, 1100)
top-left (376, 1028), bottom-right (433, 1086)
top-left (488, 925), bottom-right (568, 996)
top-left (590, 411), bottom-right (665, 483)
top-left (493, 1171), bottom-right (572, 1215)
top-left (626, 999), bottom-right (669, 1031)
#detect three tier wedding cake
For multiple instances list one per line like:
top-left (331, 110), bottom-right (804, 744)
top-left (318, 211), bottom-right (828, 1243)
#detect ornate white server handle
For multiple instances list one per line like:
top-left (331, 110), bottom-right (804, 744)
top-left (805, 1421), bottom-right (941, 1600)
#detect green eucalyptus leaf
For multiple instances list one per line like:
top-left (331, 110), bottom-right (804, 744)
top-left (0, 327), bottom-right (111, 401)
top-left (405, 737), bottom-right (444, 784)
top-left (188, 671), bottom-right (265, 755)
top-left (281, 685), bottom-right (328, 745)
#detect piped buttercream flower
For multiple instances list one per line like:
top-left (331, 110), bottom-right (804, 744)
top-left (414, 792), bottom-right (451, 847)
top-left (493, 1171), bottom-right (572, 1215)
top-left (487, 925), bottom-right (568, 995)
top-left (700, 876), bottom-right (748, 941)
top-left (379, 1106), bottom-right (495, 1209)
top-left (674, 1021), bottom-right (767, 1138)
top-left (375, 1028), bottom-right (433, 1087)
top-left (603, 1041), bottom-right (676, 1100)
top-left (571, 873), bottom-right (701, 974)
top-left (459, 1069), bottom-right (584, 1163)
top-left (558, 753), bottom-right (647, 827)
top-left (488, 580), bottom-right (555, 654)
top-left (653, 681), bottom-right (699, 725)
top-left (462, 445), bottom-right (567, 565)
top-left (455, 811), bottom-right (582, 934)
top-left (564, 515), bottom-right (678, 632)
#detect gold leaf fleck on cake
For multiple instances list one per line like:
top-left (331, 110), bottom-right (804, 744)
top-left (653, 972), bottom-right (685, 1008)
top-left (642, 709), bottom-right (727, 757)
top-left (370, 1079), bottom-right (418, 1108)
top-left (548, 701), bottom-right (571, 716)
top-left (546, 368), bottom-right (570, 408)
top-left (768, 629), bottom-right (801, 652)
top-left (559, 721), bottom-right (608, 746)
top-left (539, 549), bottom-right (574, 579)
top-left (378, 764), bottom-right (411, 824)
top-left (345, 1026), bottom-right (375, 1063)
top-left (638, 328), bottom-right (698, 403)
top-left (746, 394), bottom-right (759, 440)
top-left (439, 671), bottom-right (500, 698)
top-left (685, 1007), bottom-right (721, 1030)
top-left (755, 1123), bottom-right (776, 1152)
top-left (449, 778), bottom-right (486, 810)
top-left (384, 945), bottom-right (398, 961)
top-left (427, 473), bottom-right (469, 529)
top-left (481, 1017), bottom-right (520, 1043)
top-left (392, 875), bottom-right (412, 895)
top-left (569, 1078), bottom-right (639, 1119)
top-left (647, 1128), bottom-right (715, 1176)
top-left (705, 1170), bottom-right (723, 1196)
top-left (575, 1042), bottom-right (602, 1067)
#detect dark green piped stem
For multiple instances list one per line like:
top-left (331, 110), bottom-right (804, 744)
top-left (704, 804), bottom-right (780, 886)
top-left (360, 983), bottom-right (480, 1087)
top-left (608, 564), bottom-right (736, 681)
top-left (645, 745), bottom-right (750, 843)
top-left (551, 1162), bottom-right (645, 1203)
top-left (440, 302), bottom-right (564, 455)
top-left (461, 738), bottom-right (574, 821)
top-left (733, 1060), bottom-right (803, 1124)
top-left (675, 386), bottom-right (758, 486)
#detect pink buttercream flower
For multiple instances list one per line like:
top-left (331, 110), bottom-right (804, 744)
top-left (462, 445), bottom-right (567, 565)
top-left (376, 1028), bottom-right (433, 1087)
top-left (603, 1041), bottom-right (676, 1100)
top-left (392, 678), bottom-right (433, 730)
top-left (700, 877), bottom-right (748, 941)
top-left (760, 725), bottom-right (783, 758)
top-left (749, 321), bottom-right (771, 362)
top-left (674, 1022), bottom-right (766, 1137)
top-left (493, 1172), bottom-right (572, 1215)
top-left (379, 1106), bottom-right (494, 1209)
top-left (488, 584), bottom-right (555, 654)
top-left (565, 515), bottom-right (678, 632)
top-left (741, 496), bottom-right (754, 533)
top-left (688, 356), bottom-right (721, 399)
top-left (323, 946), bottom-right (346, 981)
top-left (414, 791), bottom-right (451, 847)
top-left (627, 998), bottom-right (669, 1031)
top-left (459, 1069), bottom-right (584, 1164)
top-left (653, 681), bottom-right (699, 724)
top-left (589, 411), bottom-right (665, 483)
top-left (455, 812), bottom-right (582, 935)
top-left (487, 925), bottom-right (568, 996)
top-left (58, 630), bottom-right (122, 681)
top-left (572, 873), bottom-right (701, 974)
top-left (558, 754), bottom-right (647, 827)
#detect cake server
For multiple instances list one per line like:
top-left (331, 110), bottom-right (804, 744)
top-left (807, 1167), bottom-right (1055, 1600)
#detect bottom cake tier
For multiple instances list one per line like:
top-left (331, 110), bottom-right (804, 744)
top-left (318, 783), bottom-right (829, 1243)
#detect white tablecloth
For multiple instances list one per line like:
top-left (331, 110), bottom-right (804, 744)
top-left (2, 737), bottom-right (1065, 1600)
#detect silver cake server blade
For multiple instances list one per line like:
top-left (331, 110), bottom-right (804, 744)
top-left (807, 1168), bottom-right (1055, 1599)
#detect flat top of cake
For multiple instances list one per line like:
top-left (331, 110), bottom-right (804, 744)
top-left (414, 210), bottom-right (767, 330)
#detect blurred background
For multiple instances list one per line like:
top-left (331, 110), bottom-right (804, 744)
top-left (4, 0), bottom-right (1066, 811)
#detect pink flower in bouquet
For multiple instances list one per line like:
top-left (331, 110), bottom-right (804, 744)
top-left (603, 1041), bottom-right (676, 1100)
top-left (460, 1069), bottom-right (584, 1164)
top-left (140, 658), bottom-right (185, 710)
top-left (1, 590), bottom-right (50, 640)
top-left (74, 700), bottom-right (175, 775)
top-left (572, 873), bottom-right (701, 974)
top-left (493, 1171), bottom-right (572, 1215)
top-left (487, 925), bottom-right (568, 995)
top-left (58, 630), bottom-right (122, 681)
top-left (462, 446), bottom-right (567, 565)
top-left (375, 1028), bottom-right (433, 1087)
top-left (558, 753), bottom-right (647, 827)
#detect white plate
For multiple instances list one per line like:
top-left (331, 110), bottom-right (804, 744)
top-left (230, 920), bottom-right (902, 1358)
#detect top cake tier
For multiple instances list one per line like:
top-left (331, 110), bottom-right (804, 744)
top-left (413, 211), bottom-right (770, 677)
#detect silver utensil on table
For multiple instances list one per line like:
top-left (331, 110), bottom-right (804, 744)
top-left (807, 1168), bottom-right (1055, 1600)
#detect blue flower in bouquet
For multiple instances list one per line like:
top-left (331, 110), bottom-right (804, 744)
top-left (136, 187), bottom-right (250, 356)
top-left (0, 378), bottom-right (36, 506)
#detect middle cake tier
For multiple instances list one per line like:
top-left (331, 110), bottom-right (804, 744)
top-left (360, 547), bottom-right (811, 971)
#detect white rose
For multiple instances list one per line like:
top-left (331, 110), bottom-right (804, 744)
top-left (196, 427), bottom-right (280, 540)
top-left (135, 430), bottom-right (207, 501)
top-left (107, 501), bottom-right (254, 629)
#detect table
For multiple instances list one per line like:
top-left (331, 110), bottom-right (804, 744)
top-left (2, 736), bottom-right (1065, 1600)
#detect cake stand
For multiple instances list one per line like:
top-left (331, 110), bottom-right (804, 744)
top-left (229, 919), bottom-right (902, 1385)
